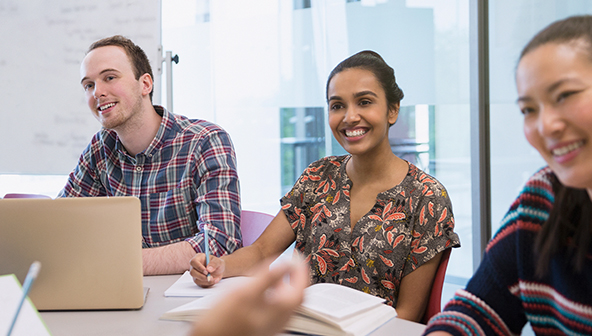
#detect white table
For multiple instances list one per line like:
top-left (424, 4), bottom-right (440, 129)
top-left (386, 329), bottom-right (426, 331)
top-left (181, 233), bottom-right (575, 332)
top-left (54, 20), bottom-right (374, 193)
top-left (40, 275), bottom-right (427, 336)
top-left (41, 275), bottom-right (194, 335)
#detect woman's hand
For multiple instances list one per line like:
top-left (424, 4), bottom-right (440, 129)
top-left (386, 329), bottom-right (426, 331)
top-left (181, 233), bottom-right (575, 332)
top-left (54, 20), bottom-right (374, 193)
top-left (189, 253), bottom-right (225, 287)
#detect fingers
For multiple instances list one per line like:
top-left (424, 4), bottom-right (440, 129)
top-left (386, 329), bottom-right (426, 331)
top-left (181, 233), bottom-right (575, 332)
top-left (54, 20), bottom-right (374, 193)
top-left (240, 257), bottom-right (309, 310)
top-left (239, 257), bottom-right (294, 298)
top-left (191, 271), bottom-right (215, 287)
top-left (189, 253), bottom-right (224, 287)
top-left (189, 253), bottom-right (208, 274)
top-left (189, 257), bottom-right (309, 336)
top-left (288, 255), bottom-right (310, 291)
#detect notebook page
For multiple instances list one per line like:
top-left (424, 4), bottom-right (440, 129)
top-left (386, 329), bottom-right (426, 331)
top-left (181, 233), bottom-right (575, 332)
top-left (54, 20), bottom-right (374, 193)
top-left (0, 274), bottom-right (52, 336)
top-left (164, 271), bottom-right (251, 297)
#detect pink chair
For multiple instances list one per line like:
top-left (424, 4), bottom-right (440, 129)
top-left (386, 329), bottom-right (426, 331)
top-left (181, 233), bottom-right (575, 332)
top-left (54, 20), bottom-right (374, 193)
top-left (240, 210), bottom-right (274, 247)
top-left (421, 248), bottom-right (452, 324)
top-left (3, 193), bottom-right (51, 199)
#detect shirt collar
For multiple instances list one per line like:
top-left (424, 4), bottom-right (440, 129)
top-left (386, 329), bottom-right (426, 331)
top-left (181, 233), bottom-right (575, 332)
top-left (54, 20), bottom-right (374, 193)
top-left (113, 105), bottom-right (172, 159)
top-left (143, 105), bottom-right (173, 157)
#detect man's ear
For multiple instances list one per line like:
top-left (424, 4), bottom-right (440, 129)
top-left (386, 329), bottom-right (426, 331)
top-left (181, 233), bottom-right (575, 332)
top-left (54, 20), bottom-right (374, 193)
top-left (139, 73), bottom-right (153, 97)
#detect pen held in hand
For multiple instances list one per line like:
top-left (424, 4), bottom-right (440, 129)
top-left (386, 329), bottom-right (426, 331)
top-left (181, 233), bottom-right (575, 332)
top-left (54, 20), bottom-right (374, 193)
top-left (203, 226), bottom-right (213, 282)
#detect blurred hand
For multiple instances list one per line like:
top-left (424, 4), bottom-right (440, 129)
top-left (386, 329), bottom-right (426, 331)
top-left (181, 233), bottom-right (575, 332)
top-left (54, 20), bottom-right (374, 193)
top-left (189, 257), bottom-right (310, 336)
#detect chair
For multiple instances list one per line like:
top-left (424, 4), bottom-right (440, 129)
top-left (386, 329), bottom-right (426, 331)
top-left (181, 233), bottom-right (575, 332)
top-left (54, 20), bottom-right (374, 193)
top-left (421, 248), bottom-right (452, 324)
top-left (240, 210), bottom-right (274, 246)
top-left (3, 193), bottom-right (51, 199)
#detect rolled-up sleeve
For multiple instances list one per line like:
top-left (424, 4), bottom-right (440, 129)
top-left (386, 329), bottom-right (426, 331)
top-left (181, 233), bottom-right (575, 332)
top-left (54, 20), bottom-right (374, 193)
top-left (184, 128), bottom-right (242, 256)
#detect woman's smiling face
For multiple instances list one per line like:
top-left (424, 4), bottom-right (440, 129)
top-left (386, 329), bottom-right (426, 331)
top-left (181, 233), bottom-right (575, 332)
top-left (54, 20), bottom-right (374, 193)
top-left (327, 68), bottom-right (398, 158)
top-left (516, 40), bottom-right (592, 192)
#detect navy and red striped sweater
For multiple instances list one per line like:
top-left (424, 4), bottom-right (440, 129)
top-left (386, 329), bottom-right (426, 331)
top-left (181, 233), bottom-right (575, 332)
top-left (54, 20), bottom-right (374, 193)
top-left (424, 167), bottom-right (592, 335)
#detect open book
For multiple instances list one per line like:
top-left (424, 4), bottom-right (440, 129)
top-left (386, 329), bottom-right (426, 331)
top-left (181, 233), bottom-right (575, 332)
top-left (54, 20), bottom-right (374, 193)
top-left (161, 281), bottom-right (397, 336)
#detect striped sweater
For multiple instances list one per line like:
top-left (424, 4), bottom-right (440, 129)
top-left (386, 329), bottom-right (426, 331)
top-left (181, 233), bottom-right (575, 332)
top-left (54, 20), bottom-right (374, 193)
top-left (424, 167), bottom-right (592, 335)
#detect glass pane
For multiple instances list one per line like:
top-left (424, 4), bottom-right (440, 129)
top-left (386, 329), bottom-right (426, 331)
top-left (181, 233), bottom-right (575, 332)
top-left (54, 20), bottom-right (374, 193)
top-left (280, 107), bottom-right (325, 195)
top-left (162, 0), bottom-right (472, 280)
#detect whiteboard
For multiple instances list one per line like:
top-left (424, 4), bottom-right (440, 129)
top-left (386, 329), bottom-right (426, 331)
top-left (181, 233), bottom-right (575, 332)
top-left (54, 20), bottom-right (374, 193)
top-left (0, 0), bottom-right (161, 174)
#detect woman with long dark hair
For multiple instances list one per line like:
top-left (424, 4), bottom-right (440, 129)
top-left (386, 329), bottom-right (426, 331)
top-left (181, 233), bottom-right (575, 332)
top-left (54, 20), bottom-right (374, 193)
top-left (425, 15), bottom-right (592, 335)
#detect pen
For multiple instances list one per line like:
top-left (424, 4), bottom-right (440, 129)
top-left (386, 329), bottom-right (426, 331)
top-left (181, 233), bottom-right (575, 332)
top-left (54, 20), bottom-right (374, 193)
top-left (203, 226), bottom-right (213, 282)
top-left (7, 261), bottom-right (41, 336)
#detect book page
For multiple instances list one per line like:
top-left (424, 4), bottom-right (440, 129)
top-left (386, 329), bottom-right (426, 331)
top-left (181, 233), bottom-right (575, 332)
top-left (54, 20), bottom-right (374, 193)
top-left (301, 283), bottom-right (386, 320)
top-left (340, 304), bottom-right (397, 336)
top-left (164, 271), bottom-right (251, 297)
top-left (0, 274), bottom-right (52, 336)
top-left (160, 294), bottom-right (222, 321)
top-left (287, 302), bottom-right (397, 336)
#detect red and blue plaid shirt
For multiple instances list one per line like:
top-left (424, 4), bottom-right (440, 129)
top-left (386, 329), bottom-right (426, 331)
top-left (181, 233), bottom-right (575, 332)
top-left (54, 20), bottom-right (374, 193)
top-left (59, 106), bottom-right (242, 256)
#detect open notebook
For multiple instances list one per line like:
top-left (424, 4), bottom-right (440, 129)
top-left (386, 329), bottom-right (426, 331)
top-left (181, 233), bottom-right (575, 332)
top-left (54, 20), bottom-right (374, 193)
top-left (0, 196), bottom-right (145, 310)
top-left (164, 271), bottom-right (251, 297)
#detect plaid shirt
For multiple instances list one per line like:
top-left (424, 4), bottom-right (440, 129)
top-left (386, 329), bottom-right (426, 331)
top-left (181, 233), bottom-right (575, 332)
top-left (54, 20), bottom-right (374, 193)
top-left (58, 106), bottom-right (242, 256)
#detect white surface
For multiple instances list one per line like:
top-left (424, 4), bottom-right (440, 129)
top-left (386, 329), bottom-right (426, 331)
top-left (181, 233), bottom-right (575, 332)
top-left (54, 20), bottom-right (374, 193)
top-left (41, 275), bottom-right (194, 336)
top-left (301, 283), bottom-right (387, 320)
top-left (0, 0), bottom-right (161, 174)
top-left (162, 279), bottom-right (399, 336)
top-left (0, 274), bottom-right (51, 336)
top-left (41, 275), bottom-right (426, 336)
top-left (160, 293), bottom-right (221, 321)
top-left (164, 271), bottom-right (250, 297)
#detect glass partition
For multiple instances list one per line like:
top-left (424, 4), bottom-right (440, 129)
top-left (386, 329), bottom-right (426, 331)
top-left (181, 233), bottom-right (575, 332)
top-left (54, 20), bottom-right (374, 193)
top-left (163, 0), bottom-right (473, 280)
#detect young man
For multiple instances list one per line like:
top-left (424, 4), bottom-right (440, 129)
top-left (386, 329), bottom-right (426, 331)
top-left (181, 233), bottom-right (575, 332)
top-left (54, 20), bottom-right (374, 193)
top-left (59, 35), bottom-right (242, 275)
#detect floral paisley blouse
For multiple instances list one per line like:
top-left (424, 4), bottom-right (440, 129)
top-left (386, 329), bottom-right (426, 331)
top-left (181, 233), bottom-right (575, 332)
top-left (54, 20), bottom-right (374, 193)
top-left (280, 155), bottom-right (460, 307)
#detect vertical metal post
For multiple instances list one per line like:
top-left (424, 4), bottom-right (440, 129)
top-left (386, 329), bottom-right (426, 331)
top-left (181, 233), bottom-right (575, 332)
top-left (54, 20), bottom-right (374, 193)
top-left (165, 51), bottom-right (174, 112)
top-left (153, 45), bottom-right (163, 106)
top-left (470, 0), bottom-right (491, 271)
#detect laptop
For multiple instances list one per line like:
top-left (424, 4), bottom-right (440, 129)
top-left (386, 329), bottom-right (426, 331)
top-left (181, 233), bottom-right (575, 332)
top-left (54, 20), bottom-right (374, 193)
top-left (0, 196), bottom-right (145, 310)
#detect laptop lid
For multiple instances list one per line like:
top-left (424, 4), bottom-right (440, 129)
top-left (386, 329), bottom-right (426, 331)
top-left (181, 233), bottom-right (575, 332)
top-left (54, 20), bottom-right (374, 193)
top-left (0, 196), bottom-right (144, 310)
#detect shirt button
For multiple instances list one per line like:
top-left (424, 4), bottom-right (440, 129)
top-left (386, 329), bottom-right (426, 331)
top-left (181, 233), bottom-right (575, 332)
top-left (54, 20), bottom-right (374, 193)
top-left (136, 166), bottom-right (143, 172)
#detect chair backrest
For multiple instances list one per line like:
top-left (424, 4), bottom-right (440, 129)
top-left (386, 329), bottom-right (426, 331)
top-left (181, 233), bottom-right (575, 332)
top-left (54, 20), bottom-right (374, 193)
top-left (421, 248), bottom-right (452, 324)
top-left (3, 193), bottom-right (51, 199)
top-left (240, 210), bottom-right (274, 247)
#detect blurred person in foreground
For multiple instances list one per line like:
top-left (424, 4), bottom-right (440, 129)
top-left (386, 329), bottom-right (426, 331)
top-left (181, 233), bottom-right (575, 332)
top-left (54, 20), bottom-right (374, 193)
top-left (189, 258), bottom-right (309, 336)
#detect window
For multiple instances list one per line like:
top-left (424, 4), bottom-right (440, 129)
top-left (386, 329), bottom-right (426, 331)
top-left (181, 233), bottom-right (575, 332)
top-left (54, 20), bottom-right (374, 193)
top-left (280, 107), bottom-right (326, 194)
top-left (162, 0), bottom-right (473, 281)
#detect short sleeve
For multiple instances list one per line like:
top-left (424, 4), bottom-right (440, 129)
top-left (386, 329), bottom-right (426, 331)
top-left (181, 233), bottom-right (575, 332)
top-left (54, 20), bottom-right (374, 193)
top-left (402, 179), bottom-right (460, 277)
top-left (280, 162), bottom-right (316, 234)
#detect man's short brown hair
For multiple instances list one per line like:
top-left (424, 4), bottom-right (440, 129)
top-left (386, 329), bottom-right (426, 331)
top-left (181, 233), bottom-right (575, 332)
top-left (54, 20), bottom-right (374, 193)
top-left (88, 35), bottom-right (154, 101)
